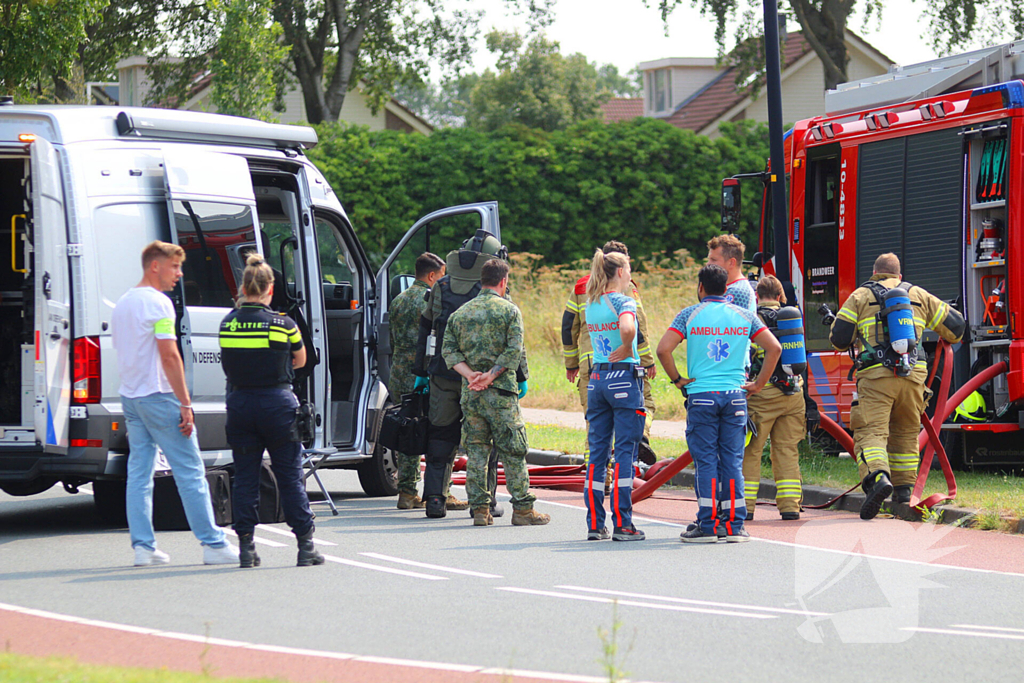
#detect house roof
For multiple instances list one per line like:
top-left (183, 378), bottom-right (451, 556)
top-left (665, 33), bottom-right (814, 132)
top-left (601, 97), bottom-right (644, 123)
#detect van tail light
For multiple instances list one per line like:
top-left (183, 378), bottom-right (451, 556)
top-left (73, 336), bottom-right (101, 403)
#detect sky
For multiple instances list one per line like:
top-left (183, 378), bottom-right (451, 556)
top-left (464, 1), bottom-right (947, 77)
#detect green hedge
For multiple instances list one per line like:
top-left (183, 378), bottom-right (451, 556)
top-left (307, 118), bottom-right (769, 266)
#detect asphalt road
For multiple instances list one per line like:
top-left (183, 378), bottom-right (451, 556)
top-left (3, 470), bottom-right (1024, 683)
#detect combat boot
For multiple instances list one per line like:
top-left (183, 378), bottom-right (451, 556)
top-left (511, 507), bottom-right (550, 526)
top-left (238, 533), bottom-right (260, 568)
top-left (472, 507), bottom-right (493, 526)
top-left (892, 485), bottom-right (912, 504)
top-left (445, 494), bottom-right (470, 511)
top-left (860, 471), bottom-right (893, 521)
top-left (424, 495), bottom-right (447, 518)
top-left (397, 492), bottom-right (425, 509)
top-left (296, 530), bottom-right (325, 566)
top-left (638, 437), bottom-right (657, 466)
top-left (468, 502), bottom-right (505, 518)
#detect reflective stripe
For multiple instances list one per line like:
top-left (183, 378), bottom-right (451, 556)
top-left (154, 318), bottom-right (175, 335)
top-left (220, 338), bottom-right (269, 349)
top-left (928, 302), bottom-right (947, 329)
top-left (617, 476), bottom-right (633, 488)
top-left (698, 497), bottom-right (715, 508)
top-left (862, 447), bottom-right (887, 463)
top-left (268, 331), bottom-right (288, 343)
top-left (563, 348), bottom-right (579, 357)
top-left (723, 497), bottom-right (745, 510)
top-left (565, 299), bottom-right (581, 313)
top-left (889, 453), bottom-right (919, 471)
top-left (837, 307), bottom-right (858, 322)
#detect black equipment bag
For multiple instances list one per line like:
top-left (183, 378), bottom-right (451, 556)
top-left (379, 392), bottom-right (429, 455)
top-left (152, 468), bottom-right (232, 531)
top-left (258, 460), bottom-right (286, 524)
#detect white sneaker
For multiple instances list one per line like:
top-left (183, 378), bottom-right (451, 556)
top-left (134, 546), bottom-right (171, 567)
top-left (203, 543), bottom-right (240, 565)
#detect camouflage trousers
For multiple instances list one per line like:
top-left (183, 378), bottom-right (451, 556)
top-left (462, 388), bottom-right (535, 511)
top-left (395, 452), bottom-right (422, 496)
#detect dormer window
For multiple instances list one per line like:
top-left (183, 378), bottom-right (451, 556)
top-left (648, 68), bottom-right (672, 113)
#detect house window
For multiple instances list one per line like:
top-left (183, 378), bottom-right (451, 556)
top-left (648, 69), bottom-right (672, 113)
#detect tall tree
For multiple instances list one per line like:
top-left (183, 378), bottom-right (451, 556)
top-left (467, 31), bottom-right (609, 132)
top-left (270, 0), bottom-right (554, 125)
top-left (210, 0), bottom-right (290, 120)
top-left (650, 1), bottom-right (1023, 92)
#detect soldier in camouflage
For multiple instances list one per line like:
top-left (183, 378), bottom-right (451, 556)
top-left (442, 259), bottom-right (550, 527)
top-left (389, 253), bottom-right (446, 509)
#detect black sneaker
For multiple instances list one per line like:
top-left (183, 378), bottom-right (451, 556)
top-left (892, 485), bottom-right (912, 504)
top-left (685, 521), bottom-right (698, 532)
top-left (780, 511), bottom-right (800, 521)
top-left (680, 527), bottom-right (719, 543)
top-left (725, 528), bottom-right (750, 543)
top-left (860, 472), bottom-right (893, 520)
top-left (638, 438), bottom-right (657, 466)
top-left (587, 527), bottom-right (611, 541)
top-left (745, 510), bottom-right (754, 521)
top-left (613, 526), bottom-right (645, 542)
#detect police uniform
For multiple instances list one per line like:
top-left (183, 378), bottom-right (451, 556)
top-left (388, 280), bottom-right (429, 499)
top-left (829, 272), bottom-right (965, 511)
top-left (562, 276), bottom-right (656, 457)
top-left (584, 292), bottom-right (644, 539)
top-left (442, 289), bottom-right (542, 522)
top-left (219, 303), bottom-right (317, 551)
top-left (740, 300), bottom-right (805, 517)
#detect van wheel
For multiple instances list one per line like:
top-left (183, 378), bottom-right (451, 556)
top-left (358, 436), bottom-right (399, 497)
top-left (93, 480), bottom-right (128, 527)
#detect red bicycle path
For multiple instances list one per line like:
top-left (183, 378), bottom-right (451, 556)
top-left (3, 485), bottom-right (1023, 683)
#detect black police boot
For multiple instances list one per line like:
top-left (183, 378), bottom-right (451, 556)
top-left (860, 471), bottom-right (893, 521)
top-left (892, 485), bottom-right (912, 504)
top-left (424, 495), bottom-right (447, 518)
top-left (238, 532), bottom-right (260, 568)
top-left (423, 440), bottom-right (456, 518)
top-left (296, 530), bottom-right (325, 566)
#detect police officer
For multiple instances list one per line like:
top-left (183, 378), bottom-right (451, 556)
top-left (562, 240), bottom-right (657, 464)
top-left (741, 276), bottom-right (807, 521)
top-left (829, 253), bottom-right (966, 520)
top-left (442, 259), bottom-right (549, 527)
top-left (414, 230), bottom-right (525, 519)
top-left (582, 249), bottom-right (645, 541)
top-left (389, 253), bottom-right (446, 509)
top-left (219, 254), bottom-right (324, 568)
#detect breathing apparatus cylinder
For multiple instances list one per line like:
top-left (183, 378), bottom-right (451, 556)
top-left (883, 287), bottom-right (916, 355)
top-left (775, 306), bottom-right (807, 377)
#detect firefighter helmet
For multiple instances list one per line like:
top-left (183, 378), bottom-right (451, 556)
top-left (953, 391), bottom-right (986, 422)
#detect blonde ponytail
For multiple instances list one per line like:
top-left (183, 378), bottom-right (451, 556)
top-left (239, 252), bottom-right (274, 303)
top-left (586, 249), bottom-right (629, 304)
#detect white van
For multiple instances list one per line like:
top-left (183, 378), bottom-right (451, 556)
top-left (0, 105), bottom-right (501, 520)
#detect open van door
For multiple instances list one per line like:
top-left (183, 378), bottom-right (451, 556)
top-left (162, 149), bottom-right (258, 447)
top-left (31, 138), bottom-right (71, 452)
top-left (373, 201), bottom-right (500, 387)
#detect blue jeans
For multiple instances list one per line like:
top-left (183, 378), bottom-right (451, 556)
top-left (225, 388), bottom-right (314, 537)
top-left (122, 393), bottom-right (227, 551)
top-left (585, 364), bottom-right (644, 531)
top-left (685, 390), bottom-right (748, 535)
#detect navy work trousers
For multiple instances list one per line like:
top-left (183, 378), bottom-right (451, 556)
top-left (585, 364), bottom-right (644, 532)
top-left (685, 390), bottom-right (747, 535)
top-left (225, 387), bottom-right (314, 537)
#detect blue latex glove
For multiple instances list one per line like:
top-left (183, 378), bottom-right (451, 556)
top-left (518, 381), bottom-right (528, 399)
top-left (414, 376), bottom-right (430, 394)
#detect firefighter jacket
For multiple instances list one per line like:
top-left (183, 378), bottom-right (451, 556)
top-left (829, 272), bottom-right (966, 385)
top-left (561, 276), bottom-right (654, 371)
top-left (751, 300), bottom-right (803, 393)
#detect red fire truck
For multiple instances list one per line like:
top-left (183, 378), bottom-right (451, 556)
top-left (723, 42), bottom-right (1023, 467)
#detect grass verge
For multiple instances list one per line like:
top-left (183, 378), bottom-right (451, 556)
top-left (0, 653), bottom-right (278, 683)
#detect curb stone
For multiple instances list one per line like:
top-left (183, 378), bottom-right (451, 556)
top-left (524, 449), bottom-right (1022, 533)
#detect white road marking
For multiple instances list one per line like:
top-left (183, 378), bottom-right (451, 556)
top-left (902, 627), bottom-right (1024, 641)
top-left (949, 624), bottom-right (1024, 634)
top-left (78, 485), bottom-right (94, 495)
top-left (495, 587), bottom-right (776, 620)
top-left (360, 552), bottom-right (502, 579)
top-left (0, 602), bottom-right (616, 682)
top-left (223, 528), bottom-right (287, 548)
top-left (531, 498), bottom-right (1024, 579)
top-left (555, 585), bottom-right (828, 617)
top-left (256, 525), bottom-right (337, 546)
top-left (321, 554), bottom-right (447, 580)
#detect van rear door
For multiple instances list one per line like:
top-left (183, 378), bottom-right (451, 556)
top-left (373, 201), bottom-right (501, 387)
top-left (30, 137), bottom-right (71, 453)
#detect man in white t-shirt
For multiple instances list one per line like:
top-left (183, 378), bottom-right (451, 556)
top-left (111, 241), bottom-right (238, 567)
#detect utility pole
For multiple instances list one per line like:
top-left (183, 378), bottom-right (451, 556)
top-left (764, 2), bottom-right (790, 285)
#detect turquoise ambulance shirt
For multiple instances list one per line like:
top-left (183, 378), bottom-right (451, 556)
top-left (726, 278), bottom-right (757, 313)
top-left (669, 295), bottom-right (766, 393)
top-left (585, 292), bottom-right (640, 364)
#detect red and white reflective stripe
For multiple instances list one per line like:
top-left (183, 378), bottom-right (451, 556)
top-left (612, 463), bottom-right (622, 528)
top-left (586, 464), bottom-right (597, 530)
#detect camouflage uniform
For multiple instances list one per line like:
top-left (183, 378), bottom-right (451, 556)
top-left (388, 280), bottom-right (428, 496)
top-left (562, 276), bottom-right (657, 449)
top-left (443, 289), bottom-right (535, 511)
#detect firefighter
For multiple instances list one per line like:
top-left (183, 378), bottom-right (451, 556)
top-left (829, 253), bottom-right (966, 520)
top-left (741, 276), bottom-right (808, 521)
top-left (562, 240), bottom-right (657, 464)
